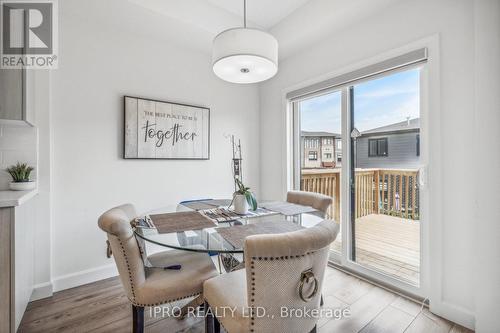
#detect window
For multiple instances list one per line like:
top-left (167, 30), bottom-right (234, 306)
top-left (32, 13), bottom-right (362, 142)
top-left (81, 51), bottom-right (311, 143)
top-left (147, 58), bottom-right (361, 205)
top-left (323, 138), bottom-right (333, 145)
top-left (325, 153), bottom-right (332, 159)
top-left (337, 153), bottom-right (342, 163)
top-left (308, 138), bottom-right (319, 148)
top-left (337, 140), bottom-right (342, 150)
top-left (308, 151), bottom-right (318, 160)
top-left (368, 138), bottom-right (388, 157)
top-left (416, 134), bottom-right (420, 156)
top-left (305, 138), bottom-right (318, 149)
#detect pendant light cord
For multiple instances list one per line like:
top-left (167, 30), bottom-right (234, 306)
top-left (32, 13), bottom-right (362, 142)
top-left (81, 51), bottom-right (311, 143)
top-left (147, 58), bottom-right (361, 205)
top-left (243, 0), bottom-right (247, 28)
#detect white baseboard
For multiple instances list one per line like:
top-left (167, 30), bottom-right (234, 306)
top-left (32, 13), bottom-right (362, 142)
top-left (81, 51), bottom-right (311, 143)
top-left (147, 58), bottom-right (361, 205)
top-left (30, 282), bottom-right (53, 301)
top-left (52, 264), bottom-right (118, 292)
top-left (430, 301), bottom-right (475, 330)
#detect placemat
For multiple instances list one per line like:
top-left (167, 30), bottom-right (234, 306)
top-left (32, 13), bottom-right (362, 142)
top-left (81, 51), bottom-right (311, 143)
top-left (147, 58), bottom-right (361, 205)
top-left (181, 199), bottom-right (233, 210)
top-left (204, 199), bottom-right (233, 207)
top-left (180, 201), bottom-right (219, 211)
top-left (149, 211), bottom-right (216, 234)
top-left (201, 208), bottom-right (241, 222)
top-left (261, 201), bottom-right (317, 216)
top-left (216, 220), bottom-right (304, 249)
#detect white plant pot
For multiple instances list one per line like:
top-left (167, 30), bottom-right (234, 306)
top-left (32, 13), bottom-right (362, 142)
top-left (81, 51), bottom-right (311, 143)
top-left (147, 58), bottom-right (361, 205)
top-left (233, 194), bottom-right (249, 215)
top-left (9, 181), bottom-right (36, 191)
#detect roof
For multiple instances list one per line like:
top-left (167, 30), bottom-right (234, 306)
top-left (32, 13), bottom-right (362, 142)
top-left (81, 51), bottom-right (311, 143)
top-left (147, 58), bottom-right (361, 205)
top-left (361, 118), bottom-right (420, 136)
top-left (300, 118), bottom-right (419, 138)
top-left (301, 131), bottom-right (340, 137)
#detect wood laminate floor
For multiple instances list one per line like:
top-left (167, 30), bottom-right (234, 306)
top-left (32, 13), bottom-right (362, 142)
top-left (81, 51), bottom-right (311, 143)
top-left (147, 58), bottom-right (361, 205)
top-left (18, 267), bottom-right (472, 333)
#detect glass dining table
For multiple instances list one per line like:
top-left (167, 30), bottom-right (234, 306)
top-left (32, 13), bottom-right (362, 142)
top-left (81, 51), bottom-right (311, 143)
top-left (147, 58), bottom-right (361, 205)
top-left (133, 201), bottom-right (326, 272)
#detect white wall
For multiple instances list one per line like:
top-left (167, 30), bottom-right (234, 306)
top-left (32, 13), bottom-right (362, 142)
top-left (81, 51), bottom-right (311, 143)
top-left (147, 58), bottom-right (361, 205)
top-left (47, 0), bottom-right (260, 289)
top-left (473, 1), bottom-right (500, 332)
top-left (259, 0), bottom-right (477, 328)
top-left (29, 69), bottom-right (53, 300)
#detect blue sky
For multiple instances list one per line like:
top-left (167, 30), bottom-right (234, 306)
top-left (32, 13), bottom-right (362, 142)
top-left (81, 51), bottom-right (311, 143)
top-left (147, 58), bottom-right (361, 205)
top-left (300, 68), bottom-right (420, 133)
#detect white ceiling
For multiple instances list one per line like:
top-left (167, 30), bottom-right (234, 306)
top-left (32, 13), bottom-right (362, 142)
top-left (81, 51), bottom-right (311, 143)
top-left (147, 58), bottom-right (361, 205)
top-left (127, 0), bottom-right (401, 59)
top-left (127, 0), bottom-right (309, 34)
top-left (206, 0), bottom-right (312, 29)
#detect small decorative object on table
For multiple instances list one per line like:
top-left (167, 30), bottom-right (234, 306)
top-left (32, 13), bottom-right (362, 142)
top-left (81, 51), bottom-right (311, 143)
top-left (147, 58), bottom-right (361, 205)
top-left (229, 135), bottom-right (257, 214)
top-left (6, 162), bottom-right (36, 191)
top-left (233, 179), bottom-right (257, 214)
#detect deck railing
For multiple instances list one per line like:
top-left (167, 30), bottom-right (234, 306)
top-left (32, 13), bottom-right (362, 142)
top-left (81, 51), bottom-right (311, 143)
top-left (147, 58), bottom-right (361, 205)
top-left (301, 168), bottom-right (420, 221)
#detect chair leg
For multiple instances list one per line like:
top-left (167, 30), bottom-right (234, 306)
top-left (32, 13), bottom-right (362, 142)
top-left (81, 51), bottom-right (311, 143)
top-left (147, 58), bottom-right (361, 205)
top-left (309, 324), bottom-right (317, 333)
top-left (205, 301), bottom-right (221, 333)
top-left (132, 305), bottom-right (144, 333)
top-left (214, 315), bottom-right (221, 333)
top-left (205, 302), bottom-right (214, 333)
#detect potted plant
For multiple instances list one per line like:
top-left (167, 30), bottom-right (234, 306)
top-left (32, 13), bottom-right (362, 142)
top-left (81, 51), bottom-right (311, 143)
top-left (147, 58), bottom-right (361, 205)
top-left (6, 162), bottom-right (36, 191)
top-left (233, 178), bottom-right (257, 214)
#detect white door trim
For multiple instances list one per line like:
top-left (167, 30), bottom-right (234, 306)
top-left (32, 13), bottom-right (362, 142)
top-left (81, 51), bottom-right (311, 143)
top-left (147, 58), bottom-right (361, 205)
top-left (282, 35), bottom-right (442, 301)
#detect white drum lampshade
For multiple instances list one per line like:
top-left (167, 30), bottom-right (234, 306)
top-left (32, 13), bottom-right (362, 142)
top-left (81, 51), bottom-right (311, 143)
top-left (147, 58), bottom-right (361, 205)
top-left (212, 28), bottom-right (278, 84)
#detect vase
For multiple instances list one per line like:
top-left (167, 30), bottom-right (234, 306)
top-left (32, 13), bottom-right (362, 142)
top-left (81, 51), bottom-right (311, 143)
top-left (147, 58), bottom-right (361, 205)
top-left (233, 194), bottom-right (249, 215)
top-left (9, 181), bottom-right (36, 191)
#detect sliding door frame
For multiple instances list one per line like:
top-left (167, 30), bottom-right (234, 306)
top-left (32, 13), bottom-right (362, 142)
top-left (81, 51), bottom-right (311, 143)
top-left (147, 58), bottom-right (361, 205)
top-left (287, 51), bottom-right (431, 300)
top-left (341, 64), bottom-right (429, 299)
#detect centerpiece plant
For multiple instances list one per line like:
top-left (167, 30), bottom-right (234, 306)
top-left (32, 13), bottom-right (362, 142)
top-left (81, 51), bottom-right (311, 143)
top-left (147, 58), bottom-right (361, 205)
top-left (234, 178), bottom-right (258, 212)
top-left (229, 135), bottom-right (257, 214)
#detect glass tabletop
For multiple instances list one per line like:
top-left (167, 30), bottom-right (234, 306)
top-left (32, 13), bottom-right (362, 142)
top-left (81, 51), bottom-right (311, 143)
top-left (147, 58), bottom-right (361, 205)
top-left (134, 203), bottom-right (325, 255)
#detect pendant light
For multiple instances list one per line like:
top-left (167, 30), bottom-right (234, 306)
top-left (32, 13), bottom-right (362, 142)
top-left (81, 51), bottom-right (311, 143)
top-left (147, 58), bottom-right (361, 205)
top-left (212, 0), bottom-right (278, 84)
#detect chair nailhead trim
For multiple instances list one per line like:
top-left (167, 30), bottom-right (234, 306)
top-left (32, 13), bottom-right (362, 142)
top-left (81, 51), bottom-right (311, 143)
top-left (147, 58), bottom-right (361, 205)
top-left (248, 251), bottom-right (317, 330)
top-left (117, 237), bottom-right (137, 301)
top-left (132, 292), bottom-right (202, 307)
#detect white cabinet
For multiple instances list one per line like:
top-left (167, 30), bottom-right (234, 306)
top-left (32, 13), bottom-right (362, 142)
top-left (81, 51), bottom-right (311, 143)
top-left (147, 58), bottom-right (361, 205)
top-left (0, 191), bottom-right (37, 333)
top-left (0, 69), bottom-right (34, 126)
top-left (0, 69), bottom-right (23, 121)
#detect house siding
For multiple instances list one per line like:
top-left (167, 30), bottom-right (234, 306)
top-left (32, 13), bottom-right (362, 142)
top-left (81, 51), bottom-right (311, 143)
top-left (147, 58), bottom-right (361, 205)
top-left (356, 131), bottom-right (420, 169)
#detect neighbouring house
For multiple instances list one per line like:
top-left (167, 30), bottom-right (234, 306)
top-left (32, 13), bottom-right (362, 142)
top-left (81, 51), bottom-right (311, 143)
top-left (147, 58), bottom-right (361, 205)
top-left (301, 131), bottom-right (342, 168)
top-left (356, 118), bottom-right (420, 169)
top-left (301, 118), bottom-right (419, 170)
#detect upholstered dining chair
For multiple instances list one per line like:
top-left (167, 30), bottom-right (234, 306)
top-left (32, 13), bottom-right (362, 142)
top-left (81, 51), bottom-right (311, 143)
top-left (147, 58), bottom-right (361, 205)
top-left (98, 204), bottom-right (218, 333)
top-left (203, 219), bottom-right (339, 333)
top-left (287, 190), bottom-right (333, 218)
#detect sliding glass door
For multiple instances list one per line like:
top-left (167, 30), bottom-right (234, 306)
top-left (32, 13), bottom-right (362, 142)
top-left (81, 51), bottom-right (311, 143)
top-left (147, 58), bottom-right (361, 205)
top-left (350, 68), bottom-right (422, 286)
top-left (295, 90), bottom-right (343, 255)
top-left (290, 53), bottom-right (427, 295)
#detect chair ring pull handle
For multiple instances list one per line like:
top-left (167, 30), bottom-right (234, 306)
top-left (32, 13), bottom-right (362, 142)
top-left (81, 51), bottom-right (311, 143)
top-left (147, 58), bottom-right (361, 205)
top-left (106, 240), bottom-right (113, 258)
top-left (299, 269), bottom-right (318, 302)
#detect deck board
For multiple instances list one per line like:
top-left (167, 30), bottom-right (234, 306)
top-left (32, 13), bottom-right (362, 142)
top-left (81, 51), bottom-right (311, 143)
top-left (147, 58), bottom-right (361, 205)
top-left (331, 214), bottom-right (420, 284)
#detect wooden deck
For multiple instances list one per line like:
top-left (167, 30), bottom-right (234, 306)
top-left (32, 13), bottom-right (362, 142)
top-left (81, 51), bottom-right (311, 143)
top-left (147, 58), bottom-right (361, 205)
top-left (331, 214), bottom-right (420, 285)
